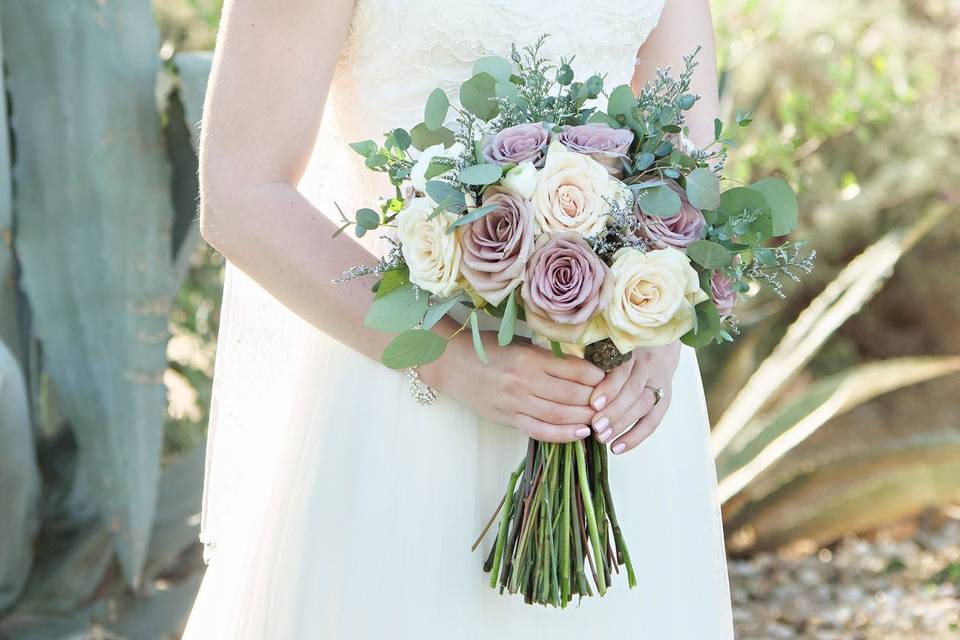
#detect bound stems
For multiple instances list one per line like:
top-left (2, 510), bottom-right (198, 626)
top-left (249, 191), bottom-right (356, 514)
top-left (477, 436), bottom-right (633, 606)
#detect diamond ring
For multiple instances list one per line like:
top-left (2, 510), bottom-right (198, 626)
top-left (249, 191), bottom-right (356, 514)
top-left (645, 384), bottom-right (665, 405)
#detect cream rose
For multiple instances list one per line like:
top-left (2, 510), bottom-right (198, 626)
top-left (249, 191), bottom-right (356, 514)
top-left (396, 197), bottom-right (462, 297)
top-left (601, 247), bottom-right (709, 351)
top-left (501, 160), bottom-right (538, 200)
top-left (532, 139), bottom-right (630, 236)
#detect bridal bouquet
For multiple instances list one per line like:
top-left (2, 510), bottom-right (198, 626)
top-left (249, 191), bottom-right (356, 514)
top-left (334, 35), bottom-right (813, 607)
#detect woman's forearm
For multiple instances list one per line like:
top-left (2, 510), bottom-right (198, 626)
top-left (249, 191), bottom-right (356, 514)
top-left (200, 178), bottom-right (461, 366)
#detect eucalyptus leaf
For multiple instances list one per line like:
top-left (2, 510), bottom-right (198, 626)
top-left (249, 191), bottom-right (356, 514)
top-left (607, 84), bottom-right (636, 119)
top-left (364, 283), bottom-right (429, 332)
top-left (685, 167), bottom-right (721, 210)
top-left (374, 268), bottom-right (409, 299)
top-left (460, 72), bottom-right (499, 121)
top-left (713, 118), bottom-right (723, 140)
top-left (633, 152), bottom-right (655, 171)
top-left (751, 177), bottom-right (798, 236)
top-left (410, 123), bottom-right (456, 151)
top-left (424, 88), bottom-right (449, 131)
top-left (687, 240), bottom-right (733, 268)
top-left (718, 187), bottom-right (768, 219)
top-left (636, 184), bottom-right (681, 218)
top-left (355, 207), bottom-right (380, 231)
top-left (681, 301), bottom-right (722, 349)
top-left (497, 290), bottom-right (517, 347)
top-left (470, 310), bottom-right (489, 363)
top-left (422, 292), bottom-right (464, 330)
top-left (473, 56), bottom-right (513, 83)
top-left (382, 330), bottom-right (447, 369)
top-left (448, 203), bottom-right (499, 232)
top-left (425, 180), bottom-right (466, 212)
top-left (424, 156), bottom-right (456, 180)
top-left (459, 163), bottom-right (503, 186)
top-left (349, 139), bottom-right (377, 157)
top-left (586, 111), bottom-right (621, 128)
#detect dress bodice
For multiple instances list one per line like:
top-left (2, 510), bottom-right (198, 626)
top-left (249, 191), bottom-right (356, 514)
top-left (298, 0), bottom-right (667, 253)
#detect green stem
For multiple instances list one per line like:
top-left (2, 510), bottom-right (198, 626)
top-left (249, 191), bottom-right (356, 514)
top-left (488, 459), bottom-right (525, 588)
top-left (559, 443), bottom-right (572, 605)
top-left (575, 440), bottom-right (607, 596)
top-left (601, 445), bottom-right (636, 588)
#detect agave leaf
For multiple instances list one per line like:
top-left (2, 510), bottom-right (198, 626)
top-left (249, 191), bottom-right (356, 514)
top-left (716, 356), bottom-right (960, 503)
top-left (10, 523), bottom-right (113, 616)
top-left (725, 431), bottom-right (960, 553)
top-left (143, 444), bottom-right (205, 581)
top-left (710, 203), bottom-right (950, 456)
top-left (161, 53), bottom-right (212, 278)
top-left (0, 340), bottom-right (40, 611)
top-left (0, 17), bottom-right (17, 360)
top-left (3, 1), bottom-right (183, 585)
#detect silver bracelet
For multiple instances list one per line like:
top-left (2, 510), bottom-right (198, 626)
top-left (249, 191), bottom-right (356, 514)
top-left (405, 366), bottom-right (439, 406)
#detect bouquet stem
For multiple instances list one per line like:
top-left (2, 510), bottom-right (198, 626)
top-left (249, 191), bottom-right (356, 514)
top-left (477, 435), bottom-right (633, 606)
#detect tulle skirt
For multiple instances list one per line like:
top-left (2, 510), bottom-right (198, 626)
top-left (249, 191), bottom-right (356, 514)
top-left (183, 265), bottom-right (734, 639)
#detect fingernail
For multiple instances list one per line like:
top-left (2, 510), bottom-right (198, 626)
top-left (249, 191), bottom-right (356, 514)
top-left (575, 427), bottom-right (591, 438)
top-left (598, 428), bottom-right (612, 443)
top-left (593, 416), bottom-right (610, 433)
top-left (612, 443), bottom-right (626, 454)
top-left (592, 395), bottom-right (607, 410)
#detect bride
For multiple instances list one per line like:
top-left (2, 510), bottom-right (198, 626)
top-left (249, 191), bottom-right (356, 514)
top-left (183, 0), bottom-right (734, 637)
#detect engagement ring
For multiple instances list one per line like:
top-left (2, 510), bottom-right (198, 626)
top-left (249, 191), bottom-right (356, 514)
top-left (645, 384), bottom-right (665, 405)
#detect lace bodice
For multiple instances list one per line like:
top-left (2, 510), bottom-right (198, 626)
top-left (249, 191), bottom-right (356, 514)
top-left (299, 0), bottom-right (667, 247)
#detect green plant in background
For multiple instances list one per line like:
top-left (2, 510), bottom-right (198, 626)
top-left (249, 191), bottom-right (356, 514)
top-left (706, 0), bottom-right (960, 552)
top-left (0, 1), bottom-right (214, 636)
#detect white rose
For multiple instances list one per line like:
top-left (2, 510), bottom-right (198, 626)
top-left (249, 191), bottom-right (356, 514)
top-left (396, 197), bottom-right (462, 297)
top-left (532, 139), bottom-right (630, 236)
top-left (500, 160), bottom-right (538, 200)
top-left (410, 142), bottom-right (466, 193)
top-left (601, 247), bottom-right (709, 352)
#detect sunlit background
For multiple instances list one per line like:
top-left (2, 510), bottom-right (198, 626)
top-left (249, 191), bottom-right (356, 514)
top-left (0, 1), bottom-right (958, 637)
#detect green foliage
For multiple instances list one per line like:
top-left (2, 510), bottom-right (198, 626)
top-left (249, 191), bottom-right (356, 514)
top-left (382, 330), bottom-right (448, 369)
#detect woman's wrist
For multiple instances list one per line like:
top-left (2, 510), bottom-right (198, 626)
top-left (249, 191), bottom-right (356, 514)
top-left (415, 319), bottom-right (469, 394)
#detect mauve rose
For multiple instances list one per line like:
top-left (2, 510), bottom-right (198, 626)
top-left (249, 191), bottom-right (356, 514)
top-left (556, 123), bottom-right (634, 178)
top-left (520, 232), bottom-right (611, 343)
top-left (710, 270), bottom-right (736, 317)
top-left (635, 180), bottom-right (705, 249)
top-left (459, 186), bottom-right (536, 306)
top-left (482, 123), bottom-right (550, 168)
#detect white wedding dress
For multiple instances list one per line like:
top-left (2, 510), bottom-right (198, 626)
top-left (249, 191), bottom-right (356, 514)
top-left (183, 1), bottom-right (734, 638)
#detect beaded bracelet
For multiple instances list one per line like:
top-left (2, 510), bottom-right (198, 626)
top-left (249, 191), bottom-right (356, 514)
top-left (405, 366), bottom-right (439, 406)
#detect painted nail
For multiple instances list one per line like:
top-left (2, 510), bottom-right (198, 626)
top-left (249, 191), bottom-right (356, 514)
top-left (592, 395), bottom-right (607, 410)
top-left (612, 443), bottom-right (626, 454)
top-left (593, 416), bottom-right (610, 433)
top-left (598, 428), bottom-right (612, 443)
top-left (575, 427), bottom-right (591, 438)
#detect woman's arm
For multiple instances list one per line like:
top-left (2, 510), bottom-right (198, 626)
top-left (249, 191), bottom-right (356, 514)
top-left (589, 0), bottom-right (721, 454)
top-left (632, 0), bottom-right (720, 149)
top-left (199, 0), bottom-right (404, 364)
top-left (200, 0), bottom-right (604, 442)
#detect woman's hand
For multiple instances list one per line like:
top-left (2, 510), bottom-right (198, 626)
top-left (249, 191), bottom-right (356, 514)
top-left (587, 341), bottom-right (681, 455)
top-left (420, 331), bottom-right (605, 444)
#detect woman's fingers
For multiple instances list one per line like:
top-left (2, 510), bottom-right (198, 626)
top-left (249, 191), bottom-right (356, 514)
top-left (610, 386), bottom-right (672, 454)
top-left (541, 351), bottom-right (605, 387)
top-left (530, 373), bottom-right (595, 406)
top-left (515, 414), bottom-right (592, 444)
top-left (591, 369), bottom-right (652, 442)
top-left (522, 396), bottom-right (595, 427)
top-left (588, 358), bottom-right (634, 412)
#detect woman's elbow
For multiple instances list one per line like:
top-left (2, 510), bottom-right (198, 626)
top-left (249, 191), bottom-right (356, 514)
top-left (197, 167), bottom-right (243, 255)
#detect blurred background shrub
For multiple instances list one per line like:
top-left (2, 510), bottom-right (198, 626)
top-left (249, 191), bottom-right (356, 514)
top-left (0, 0), bottom-right (957, 637)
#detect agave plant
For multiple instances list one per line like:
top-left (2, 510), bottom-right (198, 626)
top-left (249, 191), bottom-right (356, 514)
top-left (711, 203), bottom-right (960, 551)
top-left (0, 1), bottom-right (213, 635)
